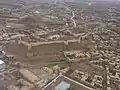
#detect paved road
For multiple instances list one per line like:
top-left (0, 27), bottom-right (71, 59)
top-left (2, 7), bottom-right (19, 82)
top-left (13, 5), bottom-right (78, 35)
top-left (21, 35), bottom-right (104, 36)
top-left (53, 0), bottom-right (77, 27)
top-left (70, 11), bottom-right (76, 27)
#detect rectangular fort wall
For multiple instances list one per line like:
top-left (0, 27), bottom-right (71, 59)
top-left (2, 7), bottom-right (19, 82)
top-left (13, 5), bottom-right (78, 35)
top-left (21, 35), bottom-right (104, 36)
top-left (31, 42), bottom-right (67, 55)
top-left (68, 41), bottom-right (82, 50)
top-left (30, 40), bottom-right (88, 55)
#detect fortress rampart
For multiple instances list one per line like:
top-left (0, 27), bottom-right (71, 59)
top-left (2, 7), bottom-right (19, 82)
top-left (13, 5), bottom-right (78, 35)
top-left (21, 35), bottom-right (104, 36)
top-left (4, 39), bottom-right (93, 61)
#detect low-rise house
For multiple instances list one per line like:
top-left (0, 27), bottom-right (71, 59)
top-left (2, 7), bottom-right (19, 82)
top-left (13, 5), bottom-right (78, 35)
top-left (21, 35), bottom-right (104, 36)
top-left (7, 79), bottom-right (34, 90)
top-left (20, 68), bottom-right (40, 84)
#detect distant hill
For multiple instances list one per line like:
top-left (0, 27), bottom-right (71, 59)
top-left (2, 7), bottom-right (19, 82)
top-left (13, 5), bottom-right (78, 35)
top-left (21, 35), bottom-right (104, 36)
top-left (0, 0), bottom-right (119, 9)
top-left (0, 0), bottom-right (25, 8)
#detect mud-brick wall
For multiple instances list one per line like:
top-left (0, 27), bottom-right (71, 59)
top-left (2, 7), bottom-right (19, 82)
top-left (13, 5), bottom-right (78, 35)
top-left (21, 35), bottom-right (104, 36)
top-left (31, 42), bottom-right (67, 55)
top-left (67, 41), bottom-right (82, 50)
top-left (3, 43), bottom-right (28, 57)
top-left (67, 40), bottom-right (94, 51)
top-left (4, 40), bottom-right (93, 58)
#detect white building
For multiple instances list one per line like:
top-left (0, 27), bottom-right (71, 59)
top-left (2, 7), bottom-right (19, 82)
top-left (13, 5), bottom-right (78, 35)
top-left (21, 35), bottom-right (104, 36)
top-left (0, 60), bottom-right (5, 72)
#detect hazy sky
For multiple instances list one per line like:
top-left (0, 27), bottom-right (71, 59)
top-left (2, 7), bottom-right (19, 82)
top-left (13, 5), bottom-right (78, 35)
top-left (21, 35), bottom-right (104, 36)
top-left (76, 0), bottom-right (120, 1)
top-left (74, 0), bottom-right (120, 1)
top-left (94, 0), bottom-right (120, 1)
